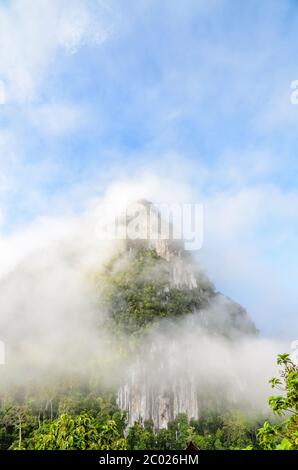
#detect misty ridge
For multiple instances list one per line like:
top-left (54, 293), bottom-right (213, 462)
top-left (0, 184), bottom-right (286, 422)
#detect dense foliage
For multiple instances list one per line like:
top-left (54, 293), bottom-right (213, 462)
top-left (0, 392), bottom-right (261, 450)
top-left (1, 353), bottom-right (297, 450)
top-left (97, 247), bottom-right (213, 336)
top-left (1, 245), bottom-right (296, 451)
top-left (22, 414), bottom-right (127, 450)
top-left (127, 412), bottom-right (262, 450)
top-left (0, 393), bottom-right (126, 450)
top-left (258, 354), bottom-right (298, 450)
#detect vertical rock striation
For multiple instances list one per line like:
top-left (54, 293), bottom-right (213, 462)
top-left (110, 201), bottom-right (257, 428)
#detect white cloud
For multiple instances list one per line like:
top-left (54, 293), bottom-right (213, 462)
top-left (199, 183), bottom-right (298, 336)
top-left (0, 80), bottom-right (6, 105)
top-left (0, 0), bottom-right (115, 102)
top-left (0, 129), bottom-right (17, 194)
top-left (0, 168), bottom-right (296, 342)
top-left (0, 0), bottom-right (115, 204)
top-left (256, 85), bottom-right (298, 131)
top-left (57, 1), bottom-right (113, 53)
top-left (0, 215), bottom-right (77, 278)
top-left (27, 102), bottom-right (85, 136)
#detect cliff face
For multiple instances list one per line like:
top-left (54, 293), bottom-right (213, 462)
top-left (117, 361), bottom-right (199, 430)
top-left (100, 201), bottom-right (257, 429)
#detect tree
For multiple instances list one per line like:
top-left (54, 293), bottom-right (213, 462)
top-left (97, 247), bottom-right (212, 337)
top-left (2, 402), bottom-right (36, 450)
top-left (258, 353), bottom-right (298, 450)
top-left (127, 421), bottom-right (155, 450)
top-left (22, 412), bottom-right (127, 450)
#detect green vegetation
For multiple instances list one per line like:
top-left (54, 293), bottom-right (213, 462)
top-left (1, 247), bottom-right (297, 451)
top-left (1, 353), bottom-right (297, 450)
top-left (21, 414), bottom-right (127, 450)
top-left (127, 412), bottom-right (262, 450)
top-left (0, 393), bottom-right (126, 450)
top-left (257, 354), bottom-right (298, 450)
top-left (97, 247), bottom-right (213, 336)
top-left (0, 393), bottom-right (261, 450)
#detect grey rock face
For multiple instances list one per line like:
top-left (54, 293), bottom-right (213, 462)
top-left (116, 201), bottom-right (257, 429)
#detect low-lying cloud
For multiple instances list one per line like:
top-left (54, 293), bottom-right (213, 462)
top-left (0, 186), bottom-right (288, 419)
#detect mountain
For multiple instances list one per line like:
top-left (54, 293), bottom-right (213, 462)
top-left (98, 200), bottom-right (257, 429)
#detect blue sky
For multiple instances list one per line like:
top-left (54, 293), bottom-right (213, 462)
top-left (0, 0), bottom-right (298, 338)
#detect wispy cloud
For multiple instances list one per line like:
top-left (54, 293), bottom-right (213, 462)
top-left (0, 0), bottom-right (115, 103)
top-left (0, 0), bottom-right (297, 338)
top-left (27, 102), bottom-right (86, 136)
